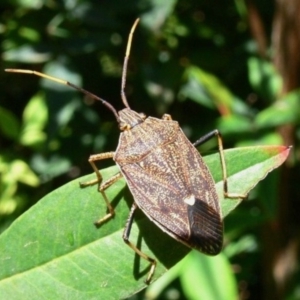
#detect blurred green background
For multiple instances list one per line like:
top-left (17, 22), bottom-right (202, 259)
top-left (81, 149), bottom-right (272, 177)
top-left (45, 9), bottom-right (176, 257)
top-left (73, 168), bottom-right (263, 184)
top-left (0, 0), bottom-right (299, 299)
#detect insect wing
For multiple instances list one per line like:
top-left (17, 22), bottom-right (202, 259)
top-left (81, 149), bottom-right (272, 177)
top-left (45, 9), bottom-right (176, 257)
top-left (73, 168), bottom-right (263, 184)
top-left (117, 119), bottom-right (223, 255)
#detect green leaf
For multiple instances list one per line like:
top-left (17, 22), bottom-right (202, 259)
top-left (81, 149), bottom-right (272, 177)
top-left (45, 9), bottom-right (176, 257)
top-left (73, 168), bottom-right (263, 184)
top-left (147, 250), bottom-right (239, 300)
top-left (3, 45), bottom-right (51, 63)
top-left (180, 66), bottom-right (250, 115)
top-left (248, 56), bottom-right (282, 100)
top-left (11, 0), bottom-right (44, 9)
top-left (255, 90), bottom-right (300, 129)
top-left (141, 0), bottom-right (177, 31)
top-left (0, 107), bottom-right (20, 141)
top-left (213, 146), bottom-right (291, 216)
top-left (217, 115), bottom-right (252, 135)
top-left (180, 251), bottom-right (238, 300)
top-left (20, 93), bottom-right (48, 146)
top-left (0, 146), bottom-right (290, 299)
top-left (5, 159), bottom-right (40, 187)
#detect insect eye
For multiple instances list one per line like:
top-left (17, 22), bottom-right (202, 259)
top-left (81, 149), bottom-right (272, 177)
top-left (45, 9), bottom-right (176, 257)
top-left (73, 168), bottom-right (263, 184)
top-left (139, 113), bottom-right (146, 120)
top-left (119, 122), bottom-right (130, 131)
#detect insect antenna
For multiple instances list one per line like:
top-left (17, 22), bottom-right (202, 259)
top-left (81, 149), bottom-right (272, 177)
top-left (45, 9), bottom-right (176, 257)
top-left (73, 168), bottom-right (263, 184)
top-left (120, 18), bottom-right (140, 109)
top-left (5, 19), bottom-right (140, 121)
top-left (5, 68), bottom-right (120, 122)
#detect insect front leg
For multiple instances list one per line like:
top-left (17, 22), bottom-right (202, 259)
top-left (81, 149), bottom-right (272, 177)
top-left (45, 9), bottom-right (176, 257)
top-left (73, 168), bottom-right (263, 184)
top-left (79, 151), bottom-right (123, 225)
top-left (80, 151), bottom-right (115, 186)
top-left (194, 130), bottom-right (247, 199)
top-left (123, 203), bottom-right (157, 284)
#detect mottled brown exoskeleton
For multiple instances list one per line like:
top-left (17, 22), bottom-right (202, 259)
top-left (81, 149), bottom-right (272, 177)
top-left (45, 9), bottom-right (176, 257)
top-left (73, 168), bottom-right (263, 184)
top-left (6, 18), bottom-right (246, 284)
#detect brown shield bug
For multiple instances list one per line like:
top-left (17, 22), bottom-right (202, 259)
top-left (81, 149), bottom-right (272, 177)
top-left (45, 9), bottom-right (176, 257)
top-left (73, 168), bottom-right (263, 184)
top-left (5, 18), bottom-right (246, 283)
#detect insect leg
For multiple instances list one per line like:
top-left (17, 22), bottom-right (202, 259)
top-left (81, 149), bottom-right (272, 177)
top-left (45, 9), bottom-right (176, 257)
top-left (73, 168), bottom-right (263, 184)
top-left (193, 130), bottom-right (247, 199)
top-left (94, 172), bottom-right (123, 225)
top-left (79, 151), bottom-right (122, 224)
top-left (123, 203), bottom-right (157, 284)
top-left (79, 151), bottom-right (115, 187)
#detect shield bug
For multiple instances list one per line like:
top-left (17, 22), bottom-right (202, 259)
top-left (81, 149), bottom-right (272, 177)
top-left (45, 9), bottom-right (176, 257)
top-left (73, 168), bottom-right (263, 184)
top-left (5, 18), bottom-right (246, 283)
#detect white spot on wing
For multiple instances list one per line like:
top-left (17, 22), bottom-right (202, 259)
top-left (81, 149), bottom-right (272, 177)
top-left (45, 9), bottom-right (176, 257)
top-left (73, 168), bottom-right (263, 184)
top-left (184, 195), bottom-right (196, 206)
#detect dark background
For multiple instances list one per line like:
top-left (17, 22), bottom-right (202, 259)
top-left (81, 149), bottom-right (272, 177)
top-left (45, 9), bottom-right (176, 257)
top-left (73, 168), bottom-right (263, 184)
top-left (0, 0), bottom-right (299, 299)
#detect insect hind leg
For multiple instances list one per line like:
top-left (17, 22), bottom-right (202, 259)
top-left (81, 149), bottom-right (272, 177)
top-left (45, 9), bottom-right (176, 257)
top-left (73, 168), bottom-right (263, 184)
top-left (123, 203), bottom-right (157, 284)
top-left (194, 130), bottom-right (246, 199)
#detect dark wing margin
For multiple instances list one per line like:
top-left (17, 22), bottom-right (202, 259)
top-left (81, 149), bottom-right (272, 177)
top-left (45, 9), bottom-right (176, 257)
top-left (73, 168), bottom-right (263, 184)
top-left (186, 198), bottom-right (223, 255)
